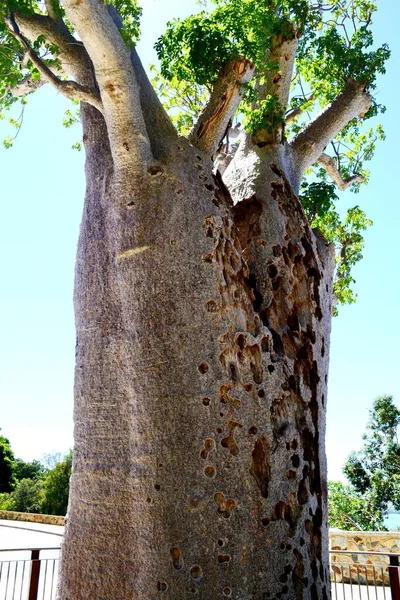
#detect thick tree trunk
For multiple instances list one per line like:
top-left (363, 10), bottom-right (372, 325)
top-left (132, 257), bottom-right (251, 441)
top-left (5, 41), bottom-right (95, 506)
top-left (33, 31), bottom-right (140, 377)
top-left (59, 105), bottom-right (335, 599)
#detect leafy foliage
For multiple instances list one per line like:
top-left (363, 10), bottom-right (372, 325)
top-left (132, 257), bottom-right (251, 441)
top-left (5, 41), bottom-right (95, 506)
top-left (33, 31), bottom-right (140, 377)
top-left (0, 442), bottom-right (72, 516)
top-left (0, 432), bottom-right (16, 493)
top-left (150, 65), bottom-right (209, 135)
top-left (155, 0), bottom-right (315, 87)
top-left (329, 396), bottom-right (400, 532)
top-left (300, 180), bottom-right (372, 310)
top-left (328, 481), bottom-right (385, 531)
top-left (243, 93), bottom-right (285, 135)
top-left (9, 478), bottom-right (44, 513)
top-left (14, 458), bottom-right (46, 481)
top-left (40, 450), bottom-right (72, 516)
top-left (343, 396), bottom-right (400, 514)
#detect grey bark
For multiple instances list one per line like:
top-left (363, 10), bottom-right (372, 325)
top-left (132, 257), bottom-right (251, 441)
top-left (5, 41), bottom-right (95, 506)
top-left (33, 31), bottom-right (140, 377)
top-left (57, 101), bottom-right (335, 600)
top-left (17, 4), bottom-right (360, 598)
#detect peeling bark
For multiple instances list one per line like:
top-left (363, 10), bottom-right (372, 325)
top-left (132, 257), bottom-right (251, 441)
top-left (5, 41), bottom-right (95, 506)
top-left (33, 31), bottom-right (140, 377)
top-left (189, 57), bottom-right (255, 156)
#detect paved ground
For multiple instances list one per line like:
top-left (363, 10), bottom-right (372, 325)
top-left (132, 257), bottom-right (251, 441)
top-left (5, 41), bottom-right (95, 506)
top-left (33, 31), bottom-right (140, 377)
top-left (0, 520), bottom-right (63, 550)
top-left (332, 582), bottom-right (391, 599)
top-left (0, 520), bottom-right (63, 600)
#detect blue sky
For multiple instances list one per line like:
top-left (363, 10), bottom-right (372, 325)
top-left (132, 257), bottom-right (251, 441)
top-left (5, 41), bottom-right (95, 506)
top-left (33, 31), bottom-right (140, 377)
top-left (0, 0), bottom-right (399, 482)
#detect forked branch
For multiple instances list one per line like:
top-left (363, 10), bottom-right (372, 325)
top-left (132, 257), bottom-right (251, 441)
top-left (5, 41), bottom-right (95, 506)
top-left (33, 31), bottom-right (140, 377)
top-left (13, 11), bottom-right (91, 83)
top-left (7, 13), bottom-right (103, 113)
top-left (291, 79), bottom-right (372, 175)
top-left (318, 153), bottom-right (364, 190)
top-left (189, 57), bottom-right (255, 156)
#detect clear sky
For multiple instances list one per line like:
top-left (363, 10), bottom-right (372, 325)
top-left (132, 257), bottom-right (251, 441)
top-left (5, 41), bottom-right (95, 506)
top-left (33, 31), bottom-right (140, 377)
top-left (0, 0), bottom-right (399, 482)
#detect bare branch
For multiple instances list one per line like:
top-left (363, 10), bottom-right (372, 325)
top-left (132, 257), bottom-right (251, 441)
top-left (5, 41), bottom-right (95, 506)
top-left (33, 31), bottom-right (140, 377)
top-left (318, 153), bottom-right (364, 190)
top-left (285, 95), bottom-right (315, 124)
top-left (290, 79), bottom-right (372, 177)
top-left (7, 14), bottom-right (103, 112)
top-left (188, 57), bottom-right (255, 156)
top-left (63, 0), bottom-right (152, 172)
top-left (130, 48), bottom-right (177, 157)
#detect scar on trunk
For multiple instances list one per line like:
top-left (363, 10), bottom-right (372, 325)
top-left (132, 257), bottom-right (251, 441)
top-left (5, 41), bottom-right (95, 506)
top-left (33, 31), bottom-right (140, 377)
top-left (249, 434), bottom-right (271, 498)
top-left (117, 245), bottom-right (151, 260)
top-left (170, 547), bottom-right (184, 570)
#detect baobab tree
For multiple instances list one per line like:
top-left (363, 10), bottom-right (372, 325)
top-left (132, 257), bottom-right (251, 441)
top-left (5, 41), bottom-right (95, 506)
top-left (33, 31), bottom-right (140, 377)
top-left (0, 0), bottom-right (388, 598)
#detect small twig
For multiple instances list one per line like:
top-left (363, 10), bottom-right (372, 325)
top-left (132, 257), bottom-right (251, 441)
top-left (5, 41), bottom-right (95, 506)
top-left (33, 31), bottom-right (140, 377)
top-left (286, 94), bottom-right (315, 124)
top-left (318, 153), bottom-right (364, 190)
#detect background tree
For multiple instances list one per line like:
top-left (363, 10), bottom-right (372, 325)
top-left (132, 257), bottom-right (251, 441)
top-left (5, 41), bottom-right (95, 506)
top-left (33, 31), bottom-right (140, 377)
top-left (343, 395), bottom-right (400, 515)
top-left (0, 430), bottom-right (15, 493)
top-left (14, 458), bottom-right (46, 481)
top-left (327, 481), bottom-right (385, 532)
top-left (0, 450), bottom-right (71, 515)
top-left (41, 450), bottom-right (72, 516)
top-left (0, 0), bottom-right (389, 598)
top-left (9, 477), bottom-right (44, 513)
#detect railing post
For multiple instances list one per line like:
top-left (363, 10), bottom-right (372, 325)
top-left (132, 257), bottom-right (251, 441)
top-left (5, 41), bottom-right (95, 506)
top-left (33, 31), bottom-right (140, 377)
top-left (389, 555), bottom-right (400, 600)
top-left (28, 549), bottom-right (41, 600)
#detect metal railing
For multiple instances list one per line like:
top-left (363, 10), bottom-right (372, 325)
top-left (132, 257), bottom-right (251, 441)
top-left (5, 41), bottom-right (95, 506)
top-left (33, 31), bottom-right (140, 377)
top-left (1, 547), bottom-right (399, 599)
top-left (330, 550), bottom-right (400, 600)
top-left (0, 548), bottom-right (60, 600)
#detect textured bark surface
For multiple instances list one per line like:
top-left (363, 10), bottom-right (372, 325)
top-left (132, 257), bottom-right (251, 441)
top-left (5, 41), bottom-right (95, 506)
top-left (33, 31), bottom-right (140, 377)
top-left (6, 2), bottom-right (375, 597)
top-left (58, 96), bottom-right (335, 599)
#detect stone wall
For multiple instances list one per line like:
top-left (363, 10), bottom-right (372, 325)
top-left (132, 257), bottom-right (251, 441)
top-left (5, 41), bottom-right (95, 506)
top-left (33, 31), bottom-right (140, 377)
top-left (0, 510), bottom-right (65, 526)
top-left (329, 530), bottom-right (400, 585)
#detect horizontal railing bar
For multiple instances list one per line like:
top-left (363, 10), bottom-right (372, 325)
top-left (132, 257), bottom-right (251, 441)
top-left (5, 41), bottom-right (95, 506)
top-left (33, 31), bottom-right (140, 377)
top-left (332, 563), bottom-right (398, 568)
top-left (0, 548), bottom-right (60, 552)
top-left (330, 550), bottom-right (400, 557)
top-left (0, 558), bottom-right (59, 563)
top-left (0, 523), bottom-right (63, 537)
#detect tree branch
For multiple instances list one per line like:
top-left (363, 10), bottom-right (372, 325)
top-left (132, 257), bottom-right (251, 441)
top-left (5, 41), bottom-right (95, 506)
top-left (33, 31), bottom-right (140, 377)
top-left (106, 5), bottom-right (177, 157)
top-left (7, 14), bottom-right (103, 113)
top-left (256, 36), bottom-right (298, 109)
top-left (317, 153), bottom-right (364, 190)
top-left (188, 57), bottom-right (255, 156)
top-left (63, 0), bottom-right (152, 173)
top-left (44, 0), bottom-right (60, 21)
top-left (250, 35), bottom-right (299, 146)
top-left (290, 79), bottom-right (372, 176)
top-left (13, 11), bottom-right (91, 84)
top-left (285, 95), bottom-right (315, 124)
top-left (130, 48), bottom-right (177, 158)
